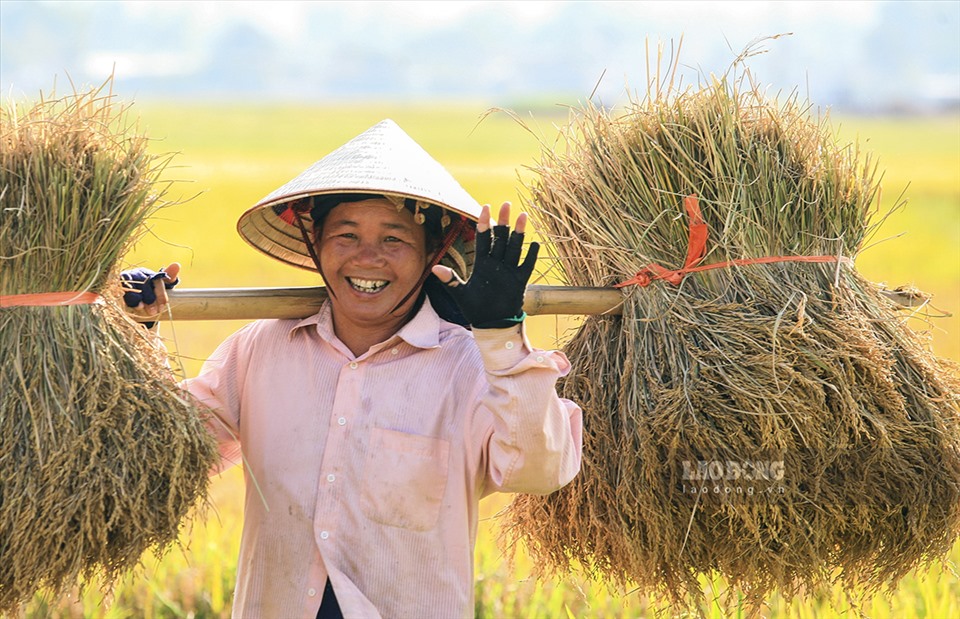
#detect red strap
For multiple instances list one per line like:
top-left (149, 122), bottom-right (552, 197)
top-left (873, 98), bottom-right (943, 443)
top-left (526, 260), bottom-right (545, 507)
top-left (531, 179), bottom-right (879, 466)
top-left (683, 195), bottom-right (708, 273)
top-left (0, 291), bottom-right (102, 307)
top-left (616, 195), bottom-right (851, 289)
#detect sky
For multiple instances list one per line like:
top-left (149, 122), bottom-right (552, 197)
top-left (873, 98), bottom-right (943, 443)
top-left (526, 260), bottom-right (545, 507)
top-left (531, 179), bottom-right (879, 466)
top-left (1, 0), bottom-right (957, 111)
top-left (123, 1), bottom-right (879, 37)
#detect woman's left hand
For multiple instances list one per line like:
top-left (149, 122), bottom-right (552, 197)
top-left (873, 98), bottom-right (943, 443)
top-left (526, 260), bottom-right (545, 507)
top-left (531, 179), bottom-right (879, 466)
top-left (432, 202), bottom-right (538, 329)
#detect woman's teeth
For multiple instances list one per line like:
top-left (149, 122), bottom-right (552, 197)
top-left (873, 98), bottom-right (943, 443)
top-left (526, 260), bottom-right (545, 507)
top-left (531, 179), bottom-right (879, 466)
top-left (348, 277), bottom-right (388, 293)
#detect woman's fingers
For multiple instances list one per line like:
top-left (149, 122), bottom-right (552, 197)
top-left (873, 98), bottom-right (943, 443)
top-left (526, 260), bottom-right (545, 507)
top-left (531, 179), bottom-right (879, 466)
top-left (496, 202), bottom-right (510, 227)
top-left (477, 204), bottom-right (491, 233)
top-left (477, 203), bottom-right (532, 235)
top-left (164, 262), bottom-right (181, 284)
top-left (514, 212), bottom-right (528, 235)
top-left (139, 262), bottom-right (181, 321)
top-left (432, 264), bottom-right (464, 286)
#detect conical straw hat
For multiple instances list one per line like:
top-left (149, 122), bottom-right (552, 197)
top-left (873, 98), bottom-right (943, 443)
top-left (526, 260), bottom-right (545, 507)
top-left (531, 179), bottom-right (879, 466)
top-left (237, 119), bottom-right (482, 272)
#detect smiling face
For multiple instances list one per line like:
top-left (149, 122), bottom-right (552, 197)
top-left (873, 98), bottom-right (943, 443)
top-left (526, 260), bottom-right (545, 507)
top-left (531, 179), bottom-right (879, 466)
top-left (315, 198), bottom-right (431, 353)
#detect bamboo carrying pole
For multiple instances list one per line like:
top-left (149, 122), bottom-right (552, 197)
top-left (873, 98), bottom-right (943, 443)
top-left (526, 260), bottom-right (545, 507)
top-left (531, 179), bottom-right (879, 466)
top-left (135, 285), bottom-right (930, 321)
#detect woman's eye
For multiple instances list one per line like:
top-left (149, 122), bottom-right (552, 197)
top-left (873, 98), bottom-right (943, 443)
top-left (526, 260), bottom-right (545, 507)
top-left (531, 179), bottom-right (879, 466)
top-left (385, 235), bottom-right (414, 245)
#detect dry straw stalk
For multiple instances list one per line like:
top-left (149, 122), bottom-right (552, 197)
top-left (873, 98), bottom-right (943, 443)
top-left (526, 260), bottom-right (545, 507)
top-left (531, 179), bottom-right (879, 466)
top-left (502, 52), bottom-right (960, 614)
top-left (0, 83), bottom-right (218, 612)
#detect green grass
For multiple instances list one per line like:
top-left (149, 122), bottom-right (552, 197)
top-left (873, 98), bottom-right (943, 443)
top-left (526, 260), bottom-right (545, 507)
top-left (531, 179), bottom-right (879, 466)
top-left (22, 102), bottom-right (959, 617)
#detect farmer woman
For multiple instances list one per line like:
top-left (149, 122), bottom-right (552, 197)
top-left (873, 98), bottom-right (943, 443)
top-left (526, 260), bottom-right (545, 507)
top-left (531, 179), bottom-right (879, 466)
top-left (125, 120), bottom-right (583, 618)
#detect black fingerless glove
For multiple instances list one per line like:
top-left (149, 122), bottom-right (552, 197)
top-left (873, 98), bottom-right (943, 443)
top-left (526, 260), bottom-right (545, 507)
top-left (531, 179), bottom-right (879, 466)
top-left (442, 225), bottom-right (539, 329)
top-left (120, 267), bottom-right (179, 328)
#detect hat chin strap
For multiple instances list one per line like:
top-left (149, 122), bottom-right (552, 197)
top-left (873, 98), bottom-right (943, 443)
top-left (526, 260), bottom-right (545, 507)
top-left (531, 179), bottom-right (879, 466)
top-left (294, 212), bottom-right (337, 299)
top-left (390, 217), bottom-right (466, 315)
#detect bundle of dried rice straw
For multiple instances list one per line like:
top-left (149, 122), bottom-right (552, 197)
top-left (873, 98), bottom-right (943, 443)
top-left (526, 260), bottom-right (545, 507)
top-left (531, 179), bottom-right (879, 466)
top-left (0, 84), bottom-right (218, 612)
top-left (502, 60), bottom-right (960, 612)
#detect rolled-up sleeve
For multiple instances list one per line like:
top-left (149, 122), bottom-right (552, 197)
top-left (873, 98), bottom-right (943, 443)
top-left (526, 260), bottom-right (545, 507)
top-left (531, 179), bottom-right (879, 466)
top-left (470, 324), bottom-right (583, 497)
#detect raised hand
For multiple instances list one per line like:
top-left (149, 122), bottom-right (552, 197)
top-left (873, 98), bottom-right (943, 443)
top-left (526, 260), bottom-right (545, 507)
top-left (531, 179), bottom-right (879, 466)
top-left (432, 203), bottom-right (538, 329)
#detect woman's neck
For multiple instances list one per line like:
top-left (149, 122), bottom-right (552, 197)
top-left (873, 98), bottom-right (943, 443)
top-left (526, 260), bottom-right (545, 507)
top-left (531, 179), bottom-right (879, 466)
top-left (331, 297), bottom-right (423, 357)
top-left (333, 317), bottom-right (406, 357)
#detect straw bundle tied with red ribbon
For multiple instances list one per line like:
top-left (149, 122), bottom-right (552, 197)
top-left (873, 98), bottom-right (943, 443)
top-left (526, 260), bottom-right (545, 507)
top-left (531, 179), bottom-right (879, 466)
top-left (0, 83), bottom-right (218, 612)
top-left (501, 57), bottom-right (960, 614)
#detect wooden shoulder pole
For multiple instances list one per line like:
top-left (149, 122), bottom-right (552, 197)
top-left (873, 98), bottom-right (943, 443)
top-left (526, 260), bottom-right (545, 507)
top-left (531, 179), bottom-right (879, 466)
top-left (138, 284), bottom-right (929, 322)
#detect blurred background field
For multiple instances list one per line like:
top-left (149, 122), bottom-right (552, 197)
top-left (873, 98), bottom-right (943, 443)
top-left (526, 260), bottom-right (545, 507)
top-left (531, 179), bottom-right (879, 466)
top-left (22, 101), bottom-right (960, 618)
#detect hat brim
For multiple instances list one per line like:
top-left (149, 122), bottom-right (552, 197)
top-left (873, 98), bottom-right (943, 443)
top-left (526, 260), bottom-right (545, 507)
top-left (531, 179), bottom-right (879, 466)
top-left (237, 189), bottom-right (479, 272)
top-left (236, 119), bottom-right (483, 273)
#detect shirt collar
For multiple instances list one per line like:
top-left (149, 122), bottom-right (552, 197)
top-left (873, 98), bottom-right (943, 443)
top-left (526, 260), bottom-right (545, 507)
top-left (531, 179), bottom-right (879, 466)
top-left (289, 296), bottom-right (442, 351)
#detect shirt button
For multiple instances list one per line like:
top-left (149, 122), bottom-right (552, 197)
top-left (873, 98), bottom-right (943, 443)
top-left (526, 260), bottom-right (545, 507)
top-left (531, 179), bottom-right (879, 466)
top-left (337, 417), bottom-right (346, 426)
top-left (327, 474), bottom-right (336, 483)
top-left (308, 588), bottom-right (317, 597)
top-left (536, 355), bottom-right (544, 363)
top-left (505, 341), bottom-right (514, 350)
top-left (349, 362), bottom-right (358, 369)
top-left (391, 348), bottom-right (398, 355)
top-left (320, 531), bottom-right (330, 540)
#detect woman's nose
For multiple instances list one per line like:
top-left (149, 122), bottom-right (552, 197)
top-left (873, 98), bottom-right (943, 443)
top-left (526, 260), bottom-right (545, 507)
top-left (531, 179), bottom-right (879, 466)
top-left (351, 241), bottom-right (386, 265)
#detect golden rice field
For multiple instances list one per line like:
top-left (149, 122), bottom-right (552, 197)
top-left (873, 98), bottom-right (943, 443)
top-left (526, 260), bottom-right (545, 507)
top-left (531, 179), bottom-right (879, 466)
top-left (21, 101), bottom-right (960, 618)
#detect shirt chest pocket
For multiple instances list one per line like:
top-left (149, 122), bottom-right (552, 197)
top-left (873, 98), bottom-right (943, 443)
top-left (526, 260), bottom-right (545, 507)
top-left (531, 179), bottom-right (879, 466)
top-left (360, 427), bottom-right (450, 532)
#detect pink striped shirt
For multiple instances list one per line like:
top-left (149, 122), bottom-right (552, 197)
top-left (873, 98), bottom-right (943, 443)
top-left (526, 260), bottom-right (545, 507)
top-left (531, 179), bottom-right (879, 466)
top-left (185, 299), bottom-right (583, 618)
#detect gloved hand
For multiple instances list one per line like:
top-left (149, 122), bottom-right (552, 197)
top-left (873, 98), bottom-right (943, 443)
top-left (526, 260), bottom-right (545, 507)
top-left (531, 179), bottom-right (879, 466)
top-left (121, 264), bottom-right (180, 328)
top-left (432, 203), bottom-right (538, 329)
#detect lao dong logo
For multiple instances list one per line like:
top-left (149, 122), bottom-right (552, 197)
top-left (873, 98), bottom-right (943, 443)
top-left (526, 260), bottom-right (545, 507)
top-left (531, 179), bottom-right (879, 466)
top-left (682, 460), bottom-right (785, 482)
top-left (680, 459), bottom-right (786, 498)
